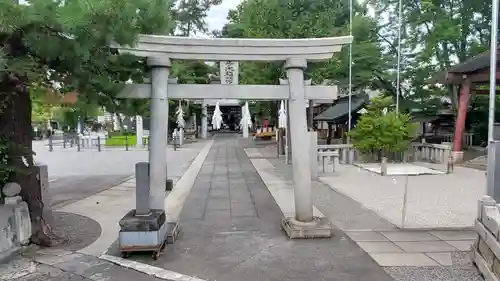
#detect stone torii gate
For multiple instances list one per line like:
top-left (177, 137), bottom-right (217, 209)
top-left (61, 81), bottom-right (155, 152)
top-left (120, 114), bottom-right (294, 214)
top-left (113, 35), bottom-right (352, 240)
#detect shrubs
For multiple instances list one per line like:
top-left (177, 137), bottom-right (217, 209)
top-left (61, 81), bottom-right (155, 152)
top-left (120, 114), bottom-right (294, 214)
top-left (348, 97), bottom-right (416, 158)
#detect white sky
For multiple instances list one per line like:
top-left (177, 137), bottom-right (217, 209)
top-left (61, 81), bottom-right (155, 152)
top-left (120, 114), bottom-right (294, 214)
top-left (206, 0), bottom-right (242, 32)
top-left (205, 0), bottom-right (374, 34)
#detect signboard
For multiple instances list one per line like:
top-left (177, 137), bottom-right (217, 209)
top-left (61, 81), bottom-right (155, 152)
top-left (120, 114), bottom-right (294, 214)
top-left (220, 61), bottom-right (239, 85)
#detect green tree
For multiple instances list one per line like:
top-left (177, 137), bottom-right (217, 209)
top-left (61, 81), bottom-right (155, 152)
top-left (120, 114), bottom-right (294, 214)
top-left (348, 97), bottom-right (416, 157)
top-left (175, 0), bottom-right (222, 36)
top-left (216, 0), bottom-right (387, 121)
top-left (222, 0), bottom-right (386, 87)
top-left (371, 0), bottom-right (493, 110)
top-left (0, 0), bottom-right (174, 245)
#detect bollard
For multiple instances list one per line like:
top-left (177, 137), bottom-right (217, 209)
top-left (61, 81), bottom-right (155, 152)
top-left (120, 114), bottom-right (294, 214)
top-left (125, 135), bottom-right (129, 151)
top-left (48, 135), bottom-right (53, 152)
top-left (63, 135), bottom-right (66, 149)
top-left (165, 179), bottom-right (173, 191)
top-left (70, 137), bottom-right (74, 147)
top-left (77, 135), bottom-right (81, 152)
top-left (173, 136), bottom-right (178, 151)
top-left (447, 156), bottom-right (454, 174)
top-left (97, 136), bottom-right (101, 152)
top-left (381, 157), bottom-right (388, 176)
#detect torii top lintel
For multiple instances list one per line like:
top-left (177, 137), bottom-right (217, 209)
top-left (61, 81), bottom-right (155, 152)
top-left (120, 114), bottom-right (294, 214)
top-left (111, 35), bottom-right (354, 61)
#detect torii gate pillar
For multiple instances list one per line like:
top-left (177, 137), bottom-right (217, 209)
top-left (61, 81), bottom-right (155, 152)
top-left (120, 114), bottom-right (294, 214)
top-left (148, 57), bottom-right (171, 210)
top-left (201, 100), bottom-right (208, 139)
top-left (281, 58), bottom-right (331, 238)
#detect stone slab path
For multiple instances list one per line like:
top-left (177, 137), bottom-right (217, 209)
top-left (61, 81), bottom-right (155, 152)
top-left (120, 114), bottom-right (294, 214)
top-left (127, 135), bottom-right (393, 281)
top-left (52, 140), bottom-right (210, 257)
top-left (1, 248), bottom-right (167, 281)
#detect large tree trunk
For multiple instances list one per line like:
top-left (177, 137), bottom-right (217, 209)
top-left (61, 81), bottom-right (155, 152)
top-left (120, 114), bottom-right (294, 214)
top-left (0, 79), bottom-right (53, 246)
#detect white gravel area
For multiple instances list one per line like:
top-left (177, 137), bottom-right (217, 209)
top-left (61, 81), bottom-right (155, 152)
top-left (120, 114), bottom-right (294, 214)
top-left (319, 164), bottom-right (486, 229)
top-left (384, 252), bottom-right (482, 281)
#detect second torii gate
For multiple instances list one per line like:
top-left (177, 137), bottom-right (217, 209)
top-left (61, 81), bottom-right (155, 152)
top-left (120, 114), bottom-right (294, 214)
top-left (113, 35), bottom-right (352, 239)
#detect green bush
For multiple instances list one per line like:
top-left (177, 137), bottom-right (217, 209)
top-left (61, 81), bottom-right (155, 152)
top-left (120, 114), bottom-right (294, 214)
top-left (108, 130), bottom-right (135, 137)
top-left (348, 97), bottom-right (417, 157)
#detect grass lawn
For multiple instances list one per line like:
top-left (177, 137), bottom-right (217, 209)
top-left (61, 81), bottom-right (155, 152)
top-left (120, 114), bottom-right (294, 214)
top-left (105, 136), bottom-right (137, 146)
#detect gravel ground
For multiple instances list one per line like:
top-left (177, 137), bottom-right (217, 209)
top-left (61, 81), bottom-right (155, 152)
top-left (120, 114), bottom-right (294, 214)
top-left (383, 246), bottom-right (482, 280)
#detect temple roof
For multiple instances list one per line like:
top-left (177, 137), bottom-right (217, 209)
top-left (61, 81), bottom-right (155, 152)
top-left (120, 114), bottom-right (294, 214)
top-left (314, 93), bottom-right (369, 122)
top-left (429, 46), bottom-right (500, 84)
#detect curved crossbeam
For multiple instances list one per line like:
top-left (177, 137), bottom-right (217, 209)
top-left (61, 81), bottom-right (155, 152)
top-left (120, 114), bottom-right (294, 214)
top-left (111, 35), bottom-right (353, 61)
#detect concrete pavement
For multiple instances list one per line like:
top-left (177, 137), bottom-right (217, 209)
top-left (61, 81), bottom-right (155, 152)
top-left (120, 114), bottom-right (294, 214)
top-left (48, 175), bottom-right (131, 209)
top-left (255, 143), bottom-right (483, 281)
top-left (11, 136), bottom-right (482, 281)
top-left (0, 140), bottom-right (211, 281)
top-left (110, 135), bottom-right (393, 281)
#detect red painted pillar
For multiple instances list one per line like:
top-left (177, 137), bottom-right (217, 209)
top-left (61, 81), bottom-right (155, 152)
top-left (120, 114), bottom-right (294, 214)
top-left (452, 79), bottom-right (472, 153)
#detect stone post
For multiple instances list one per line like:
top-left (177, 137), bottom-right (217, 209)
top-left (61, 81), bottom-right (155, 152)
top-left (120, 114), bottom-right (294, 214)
top-left (308, 100), bottom-right (314, 129)
top-left (3, 182), bottom-right (32, 245)
top-left (177, 127), bottom-right (182, 143)
top-left (381, 157), bottom-right (388, 176)
top-left (277, 129), bottom-right (285, 156)
top-left (284, 58), bottom-right (313, 222)
top-left (135, 162), bottom-right (151, 215)
top-left (242, 104), bottom-right (249, 138)
top-left (136, 115), bottom-right (144, 148)
top-left (193, 113), bottom-right (197, 138)
top-left (201, 100), bottom-right (208, 139)
top-left (147, 57), bottom-right (170, 210)
top-left (279, 79), bottom-right (293, 164)
top-left (35, 164), bottom-right (53, 225)
top-left (309, 131), bottom-right (318, 180)
top-left (286, 100), bottom-right (292, 163)
top-left (487, 141), bottom-right (500, 202)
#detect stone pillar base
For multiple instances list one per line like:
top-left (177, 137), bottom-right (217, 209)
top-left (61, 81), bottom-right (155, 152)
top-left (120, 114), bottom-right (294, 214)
top-left (119, 209), bottom-right (167, 259)
top-left (451, 151), bottom-right (464, 163)
top-left (281, 217), bottom-right (332, 239)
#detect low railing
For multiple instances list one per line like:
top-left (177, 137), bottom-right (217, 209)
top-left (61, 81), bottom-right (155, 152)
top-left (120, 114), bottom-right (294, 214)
top-left (423, 133), bottom-right (474, 147)
top-left (316, 142), bottom-right (452, 169)
top-left (410, 143), bottom-right (451, 164)
top-left (317, 144), bottom-right (357, 164)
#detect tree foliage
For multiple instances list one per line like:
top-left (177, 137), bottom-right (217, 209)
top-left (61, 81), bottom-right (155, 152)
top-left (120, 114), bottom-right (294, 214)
top-left (215, 0), bottom-right (386, 120)
top-left (222, 0), bottom-right (385, 88)
top-left (348, 97), bottom-right (416, 155)
top-left (371, 0), bottom-right (494, 110)
top-left (175, 0), bottom-right (222, 36)
top-left (0, 0), bottom-right (174, 245)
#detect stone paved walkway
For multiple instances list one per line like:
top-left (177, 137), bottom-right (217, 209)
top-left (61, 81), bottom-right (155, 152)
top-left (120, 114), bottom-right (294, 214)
top-left (130, 135), bottom-right (393, 281)
top-left (1, 248), bottom-right (165, 281)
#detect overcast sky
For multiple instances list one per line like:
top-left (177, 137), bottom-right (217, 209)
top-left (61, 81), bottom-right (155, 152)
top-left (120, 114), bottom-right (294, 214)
top-left (205, 0), bottom-right (241, 33)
